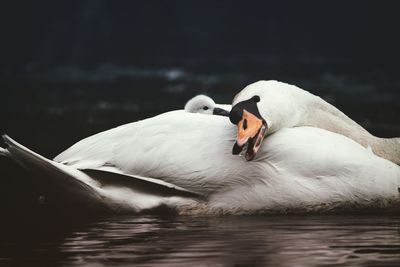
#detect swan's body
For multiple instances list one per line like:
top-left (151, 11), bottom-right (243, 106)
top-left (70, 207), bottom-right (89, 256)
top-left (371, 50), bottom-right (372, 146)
top-left (3, 109), bottom-right (400, 214)
top-left (1, 85), bottom-right (399, 214)
top-left (232, 80), bottom-right (400, 164)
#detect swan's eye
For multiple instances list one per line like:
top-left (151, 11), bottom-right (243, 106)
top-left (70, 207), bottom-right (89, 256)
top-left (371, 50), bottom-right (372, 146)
top-left (203, 106), bottom-right (209, 110)
top-left (243, 119), bottom-right (248, 130)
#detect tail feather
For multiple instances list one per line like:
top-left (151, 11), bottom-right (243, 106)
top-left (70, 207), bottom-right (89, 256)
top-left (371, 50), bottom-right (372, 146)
top-left (2, 134), bottom-right (107, 209)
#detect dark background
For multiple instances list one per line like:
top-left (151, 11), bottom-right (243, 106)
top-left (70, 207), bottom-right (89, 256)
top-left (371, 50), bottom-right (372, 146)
top-left (0, 1), bottom-right (400, 223)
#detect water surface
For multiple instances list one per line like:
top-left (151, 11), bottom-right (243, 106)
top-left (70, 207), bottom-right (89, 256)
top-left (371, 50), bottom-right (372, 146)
top-left (2, 215), bottom-right (400, 266)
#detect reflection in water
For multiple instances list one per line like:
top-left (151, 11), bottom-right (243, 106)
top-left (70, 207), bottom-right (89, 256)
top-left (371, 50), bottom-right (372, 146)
top-left (2, 215), bottom-right (400, 266)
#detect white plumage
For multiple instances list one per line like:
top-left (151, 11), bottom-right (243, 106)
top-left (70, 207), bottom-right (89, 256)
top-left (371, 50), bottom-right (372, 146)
top-left (1, 81), bottom-right (399, 214)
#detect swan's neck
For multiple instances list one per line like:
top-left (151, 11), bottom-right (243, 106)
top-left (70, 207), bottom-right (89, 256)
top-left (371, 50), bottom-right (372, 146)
top-left (300, 96), bottom-right (400, 165)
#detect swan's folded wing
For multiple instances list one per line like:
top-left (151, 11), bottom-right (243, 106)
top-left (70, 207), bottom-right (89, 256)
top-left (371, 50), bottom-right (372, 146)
top-left (2, 135), bottom-right (203, 203)
top-left (82, 168), bottom-right (204, 199)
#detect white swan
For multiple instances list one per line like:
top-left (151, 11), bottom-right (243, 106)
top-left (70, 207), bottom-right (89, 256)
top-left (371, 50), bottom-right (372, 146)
top-left (1, 86), bottom-right (399, 214)
top-left (229, 80), bottom-right (400, 164)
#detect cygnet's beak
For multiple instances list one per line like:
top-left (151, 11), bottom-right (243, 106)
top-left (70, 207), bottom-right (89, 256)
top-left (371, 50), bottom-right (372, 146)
top-left (213, 107), bottom-right (230, 117)
top-left (232, 109), bottom-right (268, 161)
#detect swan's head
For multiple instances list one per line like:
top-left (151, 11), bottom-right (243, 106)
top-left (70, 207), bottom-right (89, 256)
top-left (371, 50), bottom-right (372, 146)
top-left (230, 80), bottom-right (304, 160)
top-left (184, 95), bottom-right (230, 116)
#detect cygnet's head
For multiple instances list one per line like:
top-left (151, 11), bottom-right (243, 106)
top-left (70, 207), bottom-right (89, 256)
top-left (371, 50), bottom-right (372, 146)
top-left (184, 95), bottom-right (230, 116)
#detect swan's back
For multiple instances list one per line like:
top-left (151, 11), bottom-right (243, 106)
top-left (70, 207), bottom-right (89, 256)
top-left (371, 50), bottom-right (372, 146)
top-left (55, 111), bottom-right (244, 195)
top-left (54, 109), bottom-right (400, 213)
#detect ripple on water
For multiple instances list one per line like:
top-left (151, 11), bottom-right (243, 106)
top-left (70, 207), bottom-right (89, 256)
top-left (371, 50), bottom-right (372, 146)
top-left (2, 215), bottom-right (400, 266)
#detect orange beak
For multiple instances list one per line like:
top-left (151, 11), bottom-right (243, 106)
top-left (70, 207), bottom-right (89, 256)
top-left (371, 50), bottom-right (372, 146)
top-left (233, 109), bottom-right (268, 160)
top-left (236, 110), bottom-right (264, 146)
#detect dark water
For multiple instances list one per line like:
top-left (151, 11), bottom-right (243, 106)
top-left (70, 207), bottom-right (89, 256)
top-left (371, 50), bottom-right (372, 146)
top-left (2, 215), bottom-right (400, 266)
